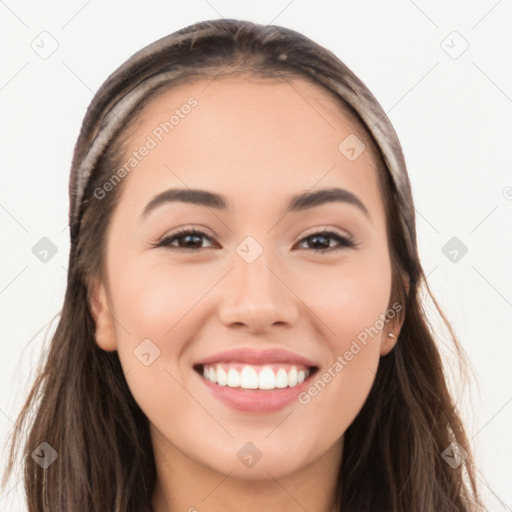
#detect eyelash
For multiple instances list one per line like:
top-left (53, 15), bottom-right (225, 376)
top-left (151, 227), bottom-right (357, 253)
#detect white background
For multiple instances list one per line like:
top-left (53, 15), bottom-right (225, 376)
top-left (1, 1), bottom-right (511, 510)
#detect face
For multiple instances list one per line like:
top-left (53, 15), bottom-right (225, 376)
top-left (90, 75), bottom-right (402, 480)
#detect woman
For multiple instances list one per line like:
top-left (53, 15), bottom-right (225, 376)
top-left (2, 18), bottom-right (485, 512)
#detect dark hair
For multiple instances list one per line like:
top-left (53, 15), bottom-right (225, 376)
top-left (2, 18), bottom-right (485, 512)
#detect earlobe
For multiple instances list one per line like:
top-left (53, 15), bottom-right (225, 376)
top-left (89, 278), bottom-right (118, 352)
top-left (380, 332), bottom-right (398, 356)
top-left (381, 275), bottom-right (410, 356)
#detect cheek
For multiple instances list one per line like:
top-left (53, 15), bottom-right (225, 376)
top-left (110, 260), bottom-right (212, 344)
top-left (108, 262), bottom-right (207, 432)
top-left (103, 260), bottom-right (190, 383)
top-left (301, 251), bottom-right (392, 346)
top-left (294, 254), bottom-right (391, 427)
top-left (109, 259), bottom-right (220, 407)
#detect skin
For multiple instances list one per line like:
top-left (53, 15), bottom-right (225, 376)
top-left (90, 75), bottom-right (405, 512)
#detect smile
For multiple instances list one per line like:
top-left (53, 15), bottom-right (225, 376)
top-left (192, 348), bottom-right (319, 413)
top-left (200, 363), bottom-right (311, 390)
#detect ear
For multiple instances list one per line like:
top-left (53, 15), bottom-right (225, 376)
top-left (88, 277), bottom-right (118, 352)
top-left (380, 276), bottom-right (410, 356)
top-left (380, 326), bottom-right (400, 356)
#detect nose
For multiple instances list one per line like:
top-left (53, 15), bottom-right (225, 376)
top-left (217, 248), bottom-right (300, 334)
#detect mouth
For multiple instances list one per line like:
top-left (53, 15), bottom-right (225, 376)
top-left (192, 348), bottom-right (319, 413)
top-left (193, 362), bottom-right (318, 390)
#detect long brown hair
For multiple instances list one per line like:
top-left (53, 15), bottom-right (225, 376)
top-left (2, 19), bottom-right (485, 512)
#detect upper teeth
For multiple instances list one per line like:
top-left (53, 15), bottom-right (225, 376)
top-left (202, 364), bottom-right (309, 390)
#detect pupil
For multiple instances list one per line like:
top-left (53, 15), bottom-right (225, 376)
top-left (310, 235), bottom-right (328, 249)
top-left (183, 234), bottom-right (201, 247)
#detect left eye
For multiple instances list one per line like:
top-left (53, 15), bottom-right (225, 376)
top-left (296, 230), bottom-right (356, 252)
top-left (153, 228), bottom-right (356, 253)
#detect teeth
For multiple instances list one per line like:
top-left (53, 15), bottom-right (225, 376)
top-left (288, 366), bottom-right (298, 387)
top-left (258, 367), bottom-right (275, 389)
top-left (201, 364), bottom-right (311, 390)
top-left (227, 368), bottom-right (240, 387)
top-left (240, 365), bottom-right (258, 389)
top-left (217, 366), bottom-right (227, 386)
top-left (275, 368), bottom-right (288, 388)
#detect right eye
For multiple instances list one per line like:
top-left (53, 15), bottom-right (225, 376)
top-left (152, 228), bottom-right (218, 251)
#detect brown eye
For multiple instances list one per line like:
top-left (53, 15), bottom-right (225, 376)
top-left (295, 230), bottom-right (356, 253)
top-left (151, 228), bottom-right (356, 253)
top-left (154, 229), bottom-right (217, 250)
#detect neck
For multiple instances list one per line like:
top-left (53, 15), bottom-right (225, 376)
top-left (150, 428), bottom-right (342, 512)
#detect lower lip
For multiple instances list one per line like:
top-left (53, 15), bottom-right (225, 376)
top-left (197, 370), bottom-right (314, 413)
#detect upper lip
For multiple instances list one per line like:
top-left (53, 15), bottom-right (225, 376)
top-left (194, 348), bottom-right (319, 368)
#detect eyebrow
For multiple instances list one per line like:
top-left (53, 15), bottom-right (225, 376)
top-left (140, 186), bottom-right (370, 221)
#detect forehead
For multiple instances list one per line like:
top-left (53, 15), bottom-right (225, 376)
top-left (130, 74), bottom-right (370, 149)
top-left (114, 75), bottom-right (384, 222)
